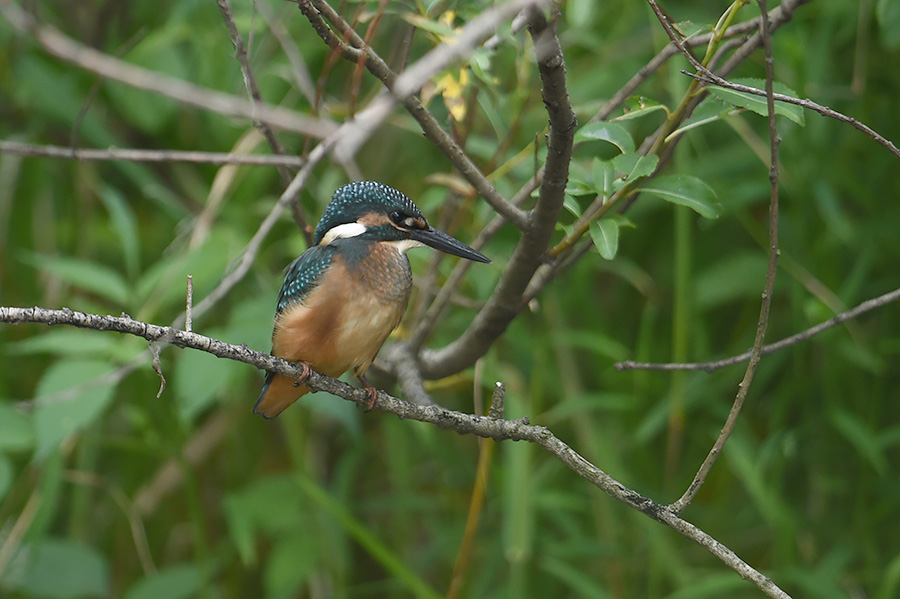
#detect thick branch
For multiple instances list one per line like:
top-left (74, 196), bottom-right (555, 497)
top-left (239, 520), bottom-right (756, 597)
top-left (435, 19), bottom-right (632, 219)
top-left (0, 305), bottom-right (789, 599)
top-left (420, 7), bottom-right (576, 379)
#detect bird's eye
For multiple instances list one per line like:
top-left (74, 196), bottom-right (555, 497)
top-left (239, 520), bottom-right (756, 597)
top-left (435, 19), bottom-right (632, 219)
top-left (389, 211), bottom-right (405, 224)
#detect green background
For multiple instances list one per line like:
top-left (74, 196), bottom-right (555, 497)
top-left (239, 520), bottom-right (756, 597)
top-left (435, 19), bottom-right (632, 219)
top-left (1, 1), bottom-right (899, 597)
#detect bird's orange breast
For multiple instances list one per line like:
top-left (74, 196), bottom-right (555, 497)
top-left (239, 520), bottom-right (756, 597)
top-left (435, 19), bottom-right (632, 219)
top-left (254, 242), bottom-right (412, 418)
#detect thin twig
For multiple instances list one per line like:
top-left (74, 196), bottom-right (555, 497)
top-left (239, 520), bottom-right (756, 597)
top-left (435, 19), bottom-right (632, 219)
top-left (683, 71), bottom-right (900, 161)
top-left (296, 0), bottom-right (529, 230)
top-left (63, 470), bottom-right (157, 575)
top-left (185, 275), bottom-right (193, 333)
top-left (665, 0), bottom-right (782, 515)
top-left (0, 140), bottom-right (307, 167)
top-left (616, 285), bottom-right (900, 372)
top-left (0, 3), bottom-right (334, 139)
top-left (215, 0), bottom-right (315, 246)
top-left (0, 305), bottom-right (790, 599)
top-left (252, 0), bottom-right (317, 105)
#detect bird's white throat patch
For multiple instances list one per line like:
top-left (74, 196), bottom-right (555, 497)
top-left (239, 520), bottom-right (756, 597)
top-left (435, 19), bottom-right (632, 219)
top-left (389, 239), bottom-right (426, 254)
top-left (319, 222), bottom-right (366, 246)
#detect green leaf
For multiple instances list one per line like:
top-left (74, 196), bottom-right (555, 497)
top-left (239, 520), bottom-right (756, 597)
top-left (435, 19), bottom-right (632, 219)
top-left (0, 454), bottom-right (12, 502)
top-left (104, 31), bottom-right (185, 133)
top-left (708, 78), bottom-right (805, 126)
top-left (612, 96), bottom-right (669, 122)
top-left (175, 332), bottom-right (233, 422)
top-left (5, 329), bottom-right (118, 357)
top-left (8, 538), bottom-right (109, 599)
top-left (20, 252), bottom-right (130, 306)
top-left (639, 175), bottom-right (722, 219)
top-left (611, 153), bottom-right (658, 188)
top-left (400, 13), bottom-right (458, 37)
top-left (829, 407), bottom-right (888, 475)
top-left (125, 565), bottom-right (203, 599)
top-left (668, 96), bottom-right (736, 141)
top-left (99, 186), bottom-right (141, 279)
top-left (0, 403), bottom-right (35, 452)
top-left (673, 20), bottom-right (711, 39)
top-left (223, 475), bottom-right (308, 566)
top-left (589, 220), bottom-right (619, 260)
top-left (877, 0), bottom-right (900, 48)
top-left (592, 157), bottom-right (615, 196)
top-left (264, 536), bottom-right (319, 598)
top-left (695, 252), bottom-right (768, 309)
top-left (34, 360), bottom-right (118, 459)
top-left (574, 121), bottom-right (634, 153)
top-left (562, 194), bottom-right (583, 217)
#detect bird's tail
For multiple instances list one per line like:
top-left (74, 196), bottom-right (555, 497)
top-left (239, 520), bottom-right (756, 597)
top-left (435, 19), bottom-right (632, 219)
top-left (253, 371), bottom-right (311, 419)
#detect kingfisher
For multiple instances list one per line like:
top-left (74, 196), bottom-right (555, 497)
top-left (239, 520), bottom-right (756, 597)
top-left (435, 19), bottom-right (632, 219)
top-left (253, 181), bottom-right (491, 418)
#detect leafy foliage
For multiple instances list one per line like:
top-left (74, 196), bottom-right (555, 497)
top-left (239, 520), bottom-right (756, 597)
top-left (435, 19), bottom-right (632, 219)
top-left (1, 1), bottom-right (899, 598)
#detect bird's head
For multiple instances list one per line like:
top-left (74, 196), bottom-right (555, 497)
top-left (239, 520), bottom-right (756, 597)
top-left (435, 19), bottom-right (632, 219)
top-left (314, 181), bottom-right (490, 263)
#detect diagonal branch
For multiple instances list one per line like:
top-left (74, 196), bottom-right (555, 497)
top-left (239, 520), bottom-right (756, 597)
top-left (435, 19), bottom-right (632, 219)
top-left (650, 0), bottom-right (782, 514)
top-left (616, 285), bottom-right (900, 372)
top-left (0, 305), bottom-right (790, 599)
top-left (214, 0), bottom-right (315, 246)
top-left (683, 71), bottom-right (900, 161)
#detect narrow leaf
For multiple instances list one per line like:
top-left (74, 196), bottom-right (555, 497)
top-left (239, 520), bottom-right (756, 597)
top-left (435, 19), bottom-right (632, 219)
top-left (613, 97), bottom-right (669, 121)
top-left (0, 403), bottom-right (35, 452)
top-left (708, 78), bottom-right (805, 125)
top-left (34, 360), bottom-right (118, 459)
top-left (574, 122), bottom-right (634, 153)
top-left (11, 538), bottom-right (110, 599)
top-left (611, 153), bottom-right (658, 188)
top-left (589, 220), bottom-right (620, 260)
top-left (99, 186), bottom-right (141, 279)
top-left (592, 158), bottom-right (615, 196)
top-left (21, 252), bottom-right (130, 306)
top-left (639, 175), bottom-right (722, 219)
top-left (125, 565), bottom-right (203, 599)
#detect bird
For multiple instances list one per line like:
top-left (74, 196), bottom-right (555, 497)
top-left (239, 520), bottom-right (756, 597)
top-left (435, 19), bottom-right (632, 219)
top-left (253, 181), bottom-right (491, 418)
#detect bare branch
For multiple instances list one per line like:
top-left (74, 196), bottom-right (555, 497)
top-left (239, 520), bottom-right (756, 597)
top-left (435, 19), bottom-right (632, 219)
top-left (0, 2), bottom-right (335, 139)
top-left (0, 140), bottom-right (307, 167)
top-left (0, 305), bottom-right (791, 599)
top-left (617, 286), bottom-right (900, 372)
top-left (296, 0), bottom-right (529, 230)
top-left (683, 71), bottom-right (900, 161)
top-left (659, 0), bottom-right (782, 515)
top-left (215, 0), bottom-right (316, 246)
top-left (253, 0), bottom-right (317, 106)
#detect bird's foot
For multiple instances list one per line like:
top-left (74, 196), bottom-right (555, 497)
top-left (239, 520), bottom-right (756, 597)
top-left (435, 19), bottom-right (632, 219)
top-left (357, 374), bottom-right (378, 412)
top-left (291, 361), bottom-right (312, 387)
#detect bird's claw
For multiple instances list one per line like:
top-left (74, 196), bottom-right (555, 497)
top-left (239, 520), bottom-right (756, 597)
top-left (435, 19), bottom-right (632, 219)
top-left (357, 374), bottom-right (378, 412)
top-left (291, 361), bottom-right (312, 387)
top-left (363, 386), bottom-right (377, 412)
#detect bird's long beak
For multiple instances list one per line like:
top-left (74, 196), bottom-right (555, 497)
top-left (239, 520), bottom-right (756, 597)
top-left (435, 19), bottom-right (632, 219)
top-left (410, 227), bottom-right (491, 263)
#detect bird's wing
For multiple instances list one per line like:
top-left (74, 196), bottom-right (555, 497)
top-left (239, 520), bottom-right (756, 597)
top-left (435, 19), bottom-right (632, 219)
top-left (274, 245), bottom-right (335, 316)
top-left (255, 245), bottom-right (335, 419)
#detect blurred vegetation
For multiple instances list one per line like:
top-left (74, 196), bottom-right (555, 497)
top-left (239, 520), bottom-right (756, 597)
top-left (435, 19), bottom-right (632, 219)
top-left (1, 1), bottom-right (900, 598)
